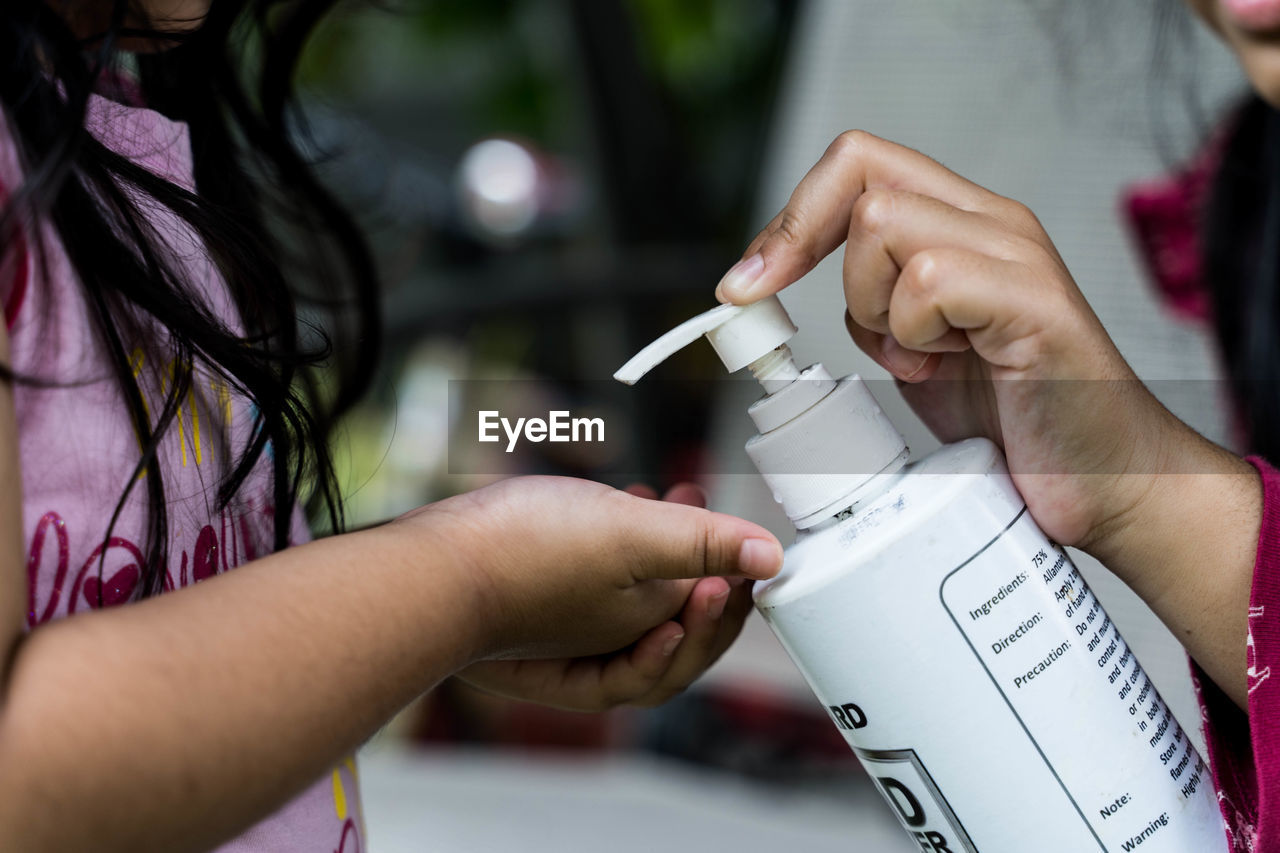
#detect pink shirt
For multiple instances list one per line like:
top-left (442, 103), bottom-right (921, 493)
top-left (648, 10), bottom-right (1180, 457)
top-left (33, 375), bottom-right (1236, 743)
top-left (1, 94), bottom-right (365, 852)
top-left (1126, 142), bottom-right (1279, 853)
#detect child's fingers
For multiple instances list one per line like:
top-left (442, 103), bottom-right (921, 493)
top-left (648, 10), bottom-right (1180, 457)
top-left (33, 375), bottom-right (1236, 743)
top-left (622, 483), bottom-right (659, 500)
top-left (622, 483), bottom-right (705, 506)
top-left (455, 580), bottom-right (756, 713)
top-left (530, 577), bottom-right (744, 710)
top-left (632, 577), bottom-right (755, 708)
top-left (456, 623), bottom-right (685, 713)
top-left (550, 622), bottom-right (689, 711)
top-left (624, 576), bottom-right (731, 707)
top-left (661, 482), bottom-right (706, 507)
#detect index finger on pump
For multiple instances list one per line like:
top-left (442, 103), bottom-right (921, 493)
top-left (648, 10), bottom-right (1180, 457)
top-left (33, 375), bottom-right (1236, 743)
top-left (715, 131), bottom-right (997, 305)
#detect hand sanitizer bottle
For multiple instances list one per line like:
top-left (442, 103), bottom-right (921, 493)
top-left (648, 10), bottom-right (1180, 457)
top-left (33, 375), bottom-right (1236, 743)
top-left (615, 296), bottom-right (1225, 853)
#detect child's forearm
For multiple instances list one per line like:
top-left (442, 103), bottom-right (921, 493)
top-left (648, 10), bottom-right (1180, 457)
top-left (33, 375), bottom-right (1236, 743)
top-left (0, 520), bottom-right (483, 853)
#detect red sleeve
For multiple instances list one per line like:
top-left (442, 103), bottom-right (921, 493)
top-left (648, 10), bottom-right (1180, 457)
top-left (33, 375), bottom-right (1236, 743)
top-left (1120, 128), bottom-right (1225, 325)
top-left (1194, 455), bottom-right (1280, 852)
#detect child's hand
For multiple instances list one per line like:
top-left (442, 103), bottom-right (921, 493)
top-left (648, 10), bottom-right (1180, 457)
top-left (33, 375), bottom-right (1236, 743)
top-left (715, 130), bottom-right (1188, 553)
top-left (392, 476), bottom-right (781, 709)
top-left (454, 483), bottom-right (757, 711)
top-left (714, 130), bottom-right (1259, 708)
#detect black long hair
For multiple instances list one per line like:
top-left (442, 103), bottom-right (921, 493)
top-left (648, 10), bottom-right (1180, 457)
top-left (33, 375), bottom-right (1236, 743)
top-left (0, 0), bottom-right (379, 601)
top-left (1205, 95), bottom-right (1280, 462)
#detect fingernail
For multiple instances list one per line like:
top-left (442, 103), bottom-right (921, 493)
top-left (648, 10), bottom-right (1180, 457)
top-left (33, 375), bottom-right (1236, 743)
top-left (738, 538), bottom-right (783, 577)
top-left (881, 335), bottom-right (931, 380)
top-left (662, 633), bottom-right (685, 657)
top-left (716, 254), bottom-right (765, 302)
top-left (707, 589), bottom-right (730, 620)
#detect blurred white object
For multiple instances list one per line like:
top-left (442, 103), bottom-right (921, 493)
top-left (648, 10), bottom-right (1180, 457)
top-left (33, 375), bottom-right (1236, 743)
top-left (458, 138), bottom-right (541, 238)
top-left (456, 137), bottom-right (584, 243)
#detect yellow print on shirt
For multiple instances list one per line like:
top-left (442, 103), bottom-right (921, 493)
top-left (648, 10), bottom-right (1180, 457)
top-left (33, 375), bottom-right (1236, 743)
top-left (332, 755), bottom-right (365, 850)
top-left (129, 347), bottom-right (235, 471)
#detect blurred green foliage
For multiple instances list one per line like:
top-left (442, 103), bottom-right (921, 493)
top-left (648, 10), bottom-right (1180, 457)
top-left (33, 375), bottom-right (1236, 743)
top-left (299, 0), bottom-right (785, 148)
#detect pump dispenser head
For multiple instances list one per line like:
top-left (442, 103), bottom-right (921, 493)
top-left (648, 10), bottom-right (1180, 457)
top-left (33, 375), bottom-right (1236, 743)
top-left (615, 296), bottom-right (908, 529)
top-left (614, 297), bottom-right (799, 385)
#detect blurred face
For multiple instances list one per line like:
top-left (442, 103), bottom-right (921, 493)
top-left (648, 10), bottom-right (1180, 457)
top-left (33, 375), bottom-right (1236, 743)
top-left (1187, 0), bottom-right (1280, 104)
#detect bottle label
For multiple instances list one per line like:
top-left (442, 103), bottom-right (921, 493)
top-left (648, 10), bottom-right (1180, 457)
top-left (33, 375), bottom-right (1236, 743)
top-left (761, 488), bottom-right (1227, 852)
top-left (936, 507), bottom-right (1213, 851)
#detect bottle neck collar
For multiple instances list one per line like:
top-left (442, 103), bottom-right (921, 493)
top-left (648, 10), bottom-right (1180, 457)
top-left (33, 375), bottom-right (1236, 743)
top-left (793, 448), bottom-right (910, 532)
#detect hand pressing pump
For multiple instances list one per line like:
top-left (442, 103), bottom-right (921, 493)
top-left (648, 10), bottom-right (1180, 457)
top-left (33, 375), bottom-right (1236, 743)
top-left (617, 296), bottom-right (1225, 853)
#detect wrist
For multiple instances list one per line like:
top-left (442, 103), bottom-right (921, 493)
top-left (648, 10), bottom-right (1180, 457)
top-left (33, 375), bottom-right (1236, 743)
top-left (379, 502), bottom-right (496, 669)
top-left (1078, 427), bottom-right (1260, 709)
top-left (1081, 427), bottom-right (1260, 600)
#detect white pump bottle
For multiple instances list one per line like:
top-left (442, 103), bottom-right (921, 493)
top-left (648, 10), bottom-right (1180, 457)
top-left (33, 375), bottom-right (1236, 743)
top-left (616, 297), bottom-right (1226, 853)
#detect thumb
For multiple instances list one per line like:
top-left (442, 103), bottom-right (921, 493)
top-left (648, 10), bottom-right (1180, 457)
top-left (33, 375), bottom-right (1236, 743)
top-left (619, 492), bottom-right (783, 582)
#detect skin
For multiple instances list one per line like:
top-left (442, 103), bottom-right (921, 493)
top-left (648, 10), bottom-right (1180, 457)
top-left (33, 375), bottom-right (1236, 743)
top-left (1186, 0), bottom-right (1280, 105)
top-left (5, 0), bottom-right (1265, 848)
top-left (0, 312), bottom-right (783, 852)
top-left (716, 0), bottom-right (1280, 712)
top-left (4, 8), bottom-right (783, 852)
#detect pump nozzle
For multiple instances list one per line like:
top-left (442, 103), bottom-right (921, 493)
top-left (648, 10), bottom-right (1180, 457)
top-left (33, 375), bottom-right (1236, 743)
top-left (615, 295), bottom-right (908, 529)
top-left (613, 296), bottom-right (798, 385)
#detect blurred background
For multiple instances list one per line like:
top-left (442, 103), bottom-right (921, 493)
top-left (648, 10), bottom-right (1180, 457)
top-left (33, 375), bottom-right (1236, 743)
top-left (296, 1), bottom-right (1246, 849)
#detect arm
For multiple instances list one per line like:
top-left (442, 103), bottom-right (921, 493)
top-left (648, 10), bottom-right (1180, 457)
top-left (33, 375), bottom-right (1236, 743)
top-left (1084, 438), bottom-right (1258, 710)
top-left (0, 327), bottom-right (783, 852)
top-left (717, 129), bottom-right (1257, 708)
top-left (0, 519), bottom-right (475, 852)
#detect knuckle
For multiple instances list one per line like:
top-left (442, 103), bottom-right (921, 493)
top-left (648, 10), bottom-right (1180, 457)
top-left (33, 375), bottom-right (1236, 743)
top-left (828, 128), bottom-right (874, 160)
top-left (998, 233), bottom-right (1049, 265)
top-left (773, 213), bottom-right (821, 274)
top-left (901, 249), bottom-right (946, 297)
top-left (690, 515), bottom-right (715, 577)
top-left (994, 198), bottom-right (1044, 235)
top-left (775, 210), bottom-right (807, 249)
top-left (851, 188), bottom-right (895, 235)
